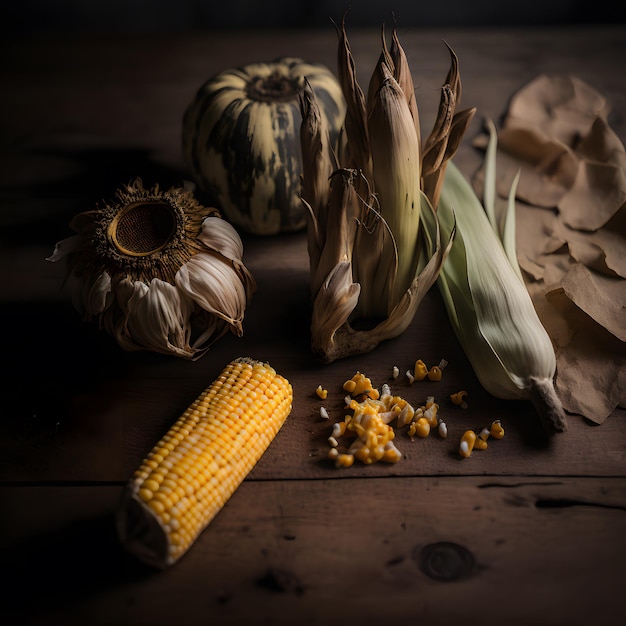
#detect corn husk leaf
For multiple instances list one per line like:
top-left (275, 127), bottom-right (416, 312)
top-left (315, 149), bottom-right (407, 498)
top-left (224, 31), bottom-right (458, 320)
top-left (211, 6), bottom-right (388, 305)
top-left (425, 121), bottom-right (567, 433)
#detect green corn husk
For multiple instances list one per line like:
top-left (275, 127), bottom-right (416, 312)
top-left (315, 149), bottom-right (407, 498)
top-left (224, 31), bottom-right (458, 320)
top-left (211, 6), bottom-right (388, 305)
top-left (424, 121), bottom-right (567, 433)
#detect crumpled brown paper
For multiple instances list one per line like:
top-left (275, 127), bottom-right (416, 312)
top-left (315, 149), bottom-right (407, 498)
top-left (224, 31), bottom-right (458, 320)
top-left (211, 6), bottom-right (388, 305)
top-left (473, 74), bottom-right (626, 424)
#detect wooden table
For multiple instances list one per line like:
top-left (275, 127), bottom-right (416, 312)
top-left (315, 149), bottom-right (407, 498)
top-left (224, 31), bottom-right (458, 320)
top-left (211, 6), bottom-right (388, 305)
top-left (1, 25), bottom-right (625, 625)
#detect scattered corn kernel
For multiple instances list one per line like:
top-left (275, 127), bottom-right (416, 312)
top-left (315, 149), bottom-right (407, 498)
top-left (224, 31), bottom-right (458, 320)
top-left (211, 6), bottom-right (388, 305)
top-left (459, 430), bottom-right (477, 458)
top-left (413, 359), bottom-right (428, 381)
top-left (478, 427), bottom-right (490, 441)
top-left (384, 395), bottom-right (415, 428)
top-left (343, 372), bottom-right (379, 400)
top-left (328, 436), bottom-right (339, 447)
top-left (328, 448), bottom-right (339, 460)
top-left (336, 453), bottom-right (355, 468)
top-left (332, 421), bottom-right (347, 438)
top-left (423, 401), bottom-right (439, 427)
top-left (474, 437), bottom-right (488, 450)
top-left (438, 420), bottom-right (448, 439)
top-left (490, 419), bottom-right (505, 439)
top-left (316, 385), bottom-right (328, 400)
top-left (450, 390), bottom-right (468, 408)
top-left (406, 370), bottom-right (415, 384)
top-left (427, 359), bottom-right (448, 382)
top-left (392, 366), bottom-right (400, 379)
top-left (320, 406), bottom-right (329, 420)
top-left (382, 441), bottom-right (402, 463)
top-left (332, 397), bottom-right (402, 465)
top-left (343, 379), bottom-right (357, 394)
top-left (409, 416), bottom-right (431, 438)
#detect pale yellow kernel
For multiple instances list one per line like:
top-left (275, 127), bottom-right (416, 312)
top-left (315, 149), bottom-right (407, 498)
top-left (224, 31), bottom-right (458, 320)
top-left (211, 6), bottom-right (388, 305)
top-left (423, 404), bottom-right (439, 427)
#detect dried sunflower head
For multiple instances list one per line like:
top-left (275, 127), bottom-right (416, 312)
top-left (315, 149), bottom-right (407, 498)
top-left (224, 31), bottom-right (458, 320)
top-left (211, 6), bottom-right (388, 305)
top-left (48, 178), bottom-right (255, 359)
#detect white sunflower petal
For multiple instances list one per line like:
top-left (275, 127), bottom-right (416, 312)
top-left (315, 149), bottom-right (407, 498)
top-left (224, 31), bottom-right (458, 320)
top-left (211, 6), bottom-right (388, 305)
top-left (197, 216), bottom-right (256, 298)
top-left (46, 234), bottom-right (83, 262)
top-left (72, 270), bottom-right (112, 317)
top-left (175, 252), bottom-right (247, 336)
top-left (124, 278), bottom-right (196, 358)
top-left (197, 216), bottom-right (245, 262)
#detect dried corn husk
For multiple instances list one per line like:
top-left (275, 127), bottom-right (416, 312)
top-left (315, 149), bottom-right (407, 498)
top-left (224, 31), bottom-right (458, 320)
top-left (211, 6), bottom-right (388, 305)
top-left (300, 21), bottom-right (474, 363)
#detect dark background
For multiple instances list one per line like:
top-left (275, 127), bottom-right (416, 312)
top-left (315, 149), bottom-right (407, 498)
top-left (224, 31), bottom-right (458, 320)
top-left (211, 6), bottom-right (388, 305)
top-left (3, 0), bottom-right (626, 33)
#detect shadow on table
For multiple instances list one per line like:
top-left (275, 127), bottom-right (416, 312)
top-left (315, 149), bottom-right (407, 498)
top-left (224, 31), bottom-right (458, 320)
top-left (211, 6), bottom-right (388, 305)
top-left (1, 511), bottom-right (154, 618)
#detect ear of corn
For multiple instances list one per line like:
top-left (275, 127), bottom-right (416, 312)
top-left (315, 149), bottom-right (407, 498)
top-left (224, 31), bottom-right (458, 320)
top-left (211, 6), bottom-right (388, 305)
top-left (422, 121), bottom-right (567, 433)
top-left (117, 357), bottom-right (293, 568)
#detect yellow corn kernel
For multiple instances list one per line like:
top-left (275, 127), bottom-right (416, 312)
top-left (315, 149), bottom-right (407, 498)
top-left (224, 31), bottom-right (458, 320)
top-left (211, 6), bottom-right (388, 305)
top-left (382, 441), bottom-right (402, 463)
top-left (490, 419), bottom-right (505, 439)
top-left (383, 395), bottom-right (415, 428)
top-left (459, 430), bottom-right (477, 458)
top-left (342, 398), bottom-right (399, 465)
top-left (450, 390), bottom-right (468, 408)
top-left (315, 385), bottom-right (328, 400)
top-left (117, 357), bottom-right (293, 569)
top-left (409, 416), bottom-right (431, 438)
top-left (343, 372), bottom-right (379, 399)
top-left (427, 367), bottom-right (441, 381)
top-left (413, 359), bottom-right (428, 381)
top-left (428, 359), bottom-right (448, 382)
top-left (336, 453), bottom-right (355, 468)
top-left (478, 427), bottom-right (490, 442)
top-left (343, 379), bottom-right (357, 394)
top-left (474, 437), bottom-right (488, 450)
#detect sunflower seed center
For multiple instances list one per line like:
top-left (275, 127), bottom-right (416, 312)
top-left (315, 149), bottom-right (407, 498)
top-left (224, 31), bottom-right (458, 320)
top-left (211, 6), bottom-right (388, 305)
top-left (109, 201), bottom-right (177, 257)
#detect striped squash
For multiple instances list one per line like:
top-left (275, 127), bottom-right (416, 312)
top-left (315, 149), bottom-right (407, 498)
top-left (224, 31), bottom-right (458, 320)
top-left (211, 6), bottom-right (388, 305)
top-left (182, 58), bottom-right (345, 236)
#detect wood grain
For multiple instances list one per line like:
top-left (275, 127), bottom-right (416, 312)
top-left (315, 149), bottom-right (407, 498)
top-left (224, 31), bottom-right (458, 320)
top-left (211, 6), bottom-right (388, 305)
top-left (3, 477), bottom-right (625, 625)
